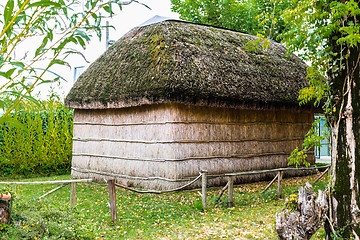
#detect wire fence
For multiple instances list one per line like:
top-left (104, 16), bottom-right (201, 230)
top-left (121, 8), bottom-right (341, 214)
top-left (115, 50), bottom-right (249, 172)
top-left (72, 164), bottom-right (330, 195)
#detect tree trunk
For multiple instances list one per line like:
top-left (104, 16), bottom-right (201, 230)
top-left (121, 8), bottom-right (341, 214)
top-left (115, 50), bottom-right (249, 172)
top-left (0, 201), bottom-right (10, 226)
top-left (0, 193), bottom-right (12, 227)
top-left (276, 183), bottom-right (328, 240)
top-left (326, 6), bottom-right (360, 238)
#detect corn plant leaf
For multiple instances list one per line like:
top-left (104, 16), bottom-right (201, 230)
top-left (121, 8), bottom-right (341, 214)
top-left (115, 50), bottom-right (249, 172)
top-left (74, 30), bottom-right (91, 41)
top-left (4, 0), bottom-right (14, 25)
top-left (35, 36), bottom-right (49, 56)
top-left (75, 36), bottom-right (86, 49)
top-left (103, 5), bottom-right (114, 15)
top-left (0, 68), bottom-right (16, 79)
top-left (4, 91), bottom-right (42, 108)
top-left (34, 67), bottom-right (67, 81)
top-left (27, 0), bottom-right (62, 8)
top-left (0, 98), bottom-right (8, 110)
top-left (11, 61), bottom-right (25, 69)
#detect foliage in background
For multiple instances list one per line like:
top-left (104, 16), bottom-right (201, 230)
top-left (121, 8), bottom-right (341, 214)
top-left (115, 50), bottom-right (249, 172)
top-left (0, 0), bottom-right (145, 177)
top-left (0, 97), bottom-right (73, 177)
top-left (288, 118), bottom-right (328, 167)
top-left (170, 0), bottom-right (294, 41)
top-left (280, 0), bottom-right (360, 238)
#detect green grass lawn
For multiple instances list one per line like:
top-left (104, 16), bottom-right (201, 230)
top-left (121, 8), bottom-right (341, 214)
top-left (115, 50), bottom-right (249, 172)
top-left (0, 174), bottom-right (327, 239)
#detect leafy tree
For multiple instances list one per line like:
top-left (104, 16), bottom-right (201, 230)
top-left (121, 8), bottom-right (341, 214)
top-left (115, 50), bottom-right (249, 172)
top-left (0, 0), bottom-right (142, 123)
top-left (170, 0), bottom-right (293, 41)
top-left (280, 0), bottom-right (360, 238)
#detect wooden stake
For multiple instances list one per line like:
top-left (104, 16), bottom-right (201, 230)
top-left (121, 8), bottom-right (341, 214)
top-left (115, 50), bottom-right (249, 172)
top-left (261, 172), bottom-right (279, 193)
top-left (70, 183), bottom-right (77, 206)
top-left (313, 167), bottom-right (329, 184)
top-left (107, 179), bottom-right (117, 222)
top-left (228, 176), bottom-right (234, 207)
top-left (278, 171), bottom-right (283, 198)
top-left (216, 182), bottom-right (229, 201)
top-left (200, 170), bottom-right (208, 210)
top-left (39, 183), bottom-right (69, 200)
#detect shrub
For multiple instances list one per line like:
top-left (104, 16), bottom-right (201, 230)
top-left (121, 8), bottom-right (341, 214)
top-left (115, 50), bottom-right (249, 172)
top-left (0, 101), bottom-right (73, 177)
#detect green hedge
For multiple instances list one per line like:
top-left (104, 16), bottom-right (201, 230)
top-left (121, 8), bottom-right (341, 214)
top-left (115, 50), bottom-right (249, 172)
top-left (0, 102), bottom-right (73, 177)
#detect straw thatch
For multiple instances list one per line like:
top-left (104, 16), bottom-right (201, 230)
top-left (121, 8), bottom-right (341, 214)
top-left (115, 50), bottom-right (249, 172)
top-left (65, 20), bottom-right (313, 111)
top-left (66, 20), bottom-right (317, 190)
top-left (70, 103), bottom-right (315, 190)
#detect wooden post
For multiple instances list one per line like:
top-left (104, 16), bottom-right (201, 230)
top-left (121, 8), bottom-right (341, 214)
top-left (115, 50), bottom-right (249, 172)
top-left (70, 183), bottom-right (77, 206)
top-left (39, 183), bottom-right (69, 200)
top-left (277, 171), bottom-right (283, 198)
top-left (200, 170), bottom-right (208, 210)
top-left (216, 182), bottom-right (229, 201)
top-left (228, 176), bottom-right (234, 207)
top-left (313, 167), bottom-right (330, 184)
top-left (261, 172), bottom-right (280, 193)
top-left (0, 194), bottom-right (12, 225)
top-left (107, 179), bottom-right (117, 222)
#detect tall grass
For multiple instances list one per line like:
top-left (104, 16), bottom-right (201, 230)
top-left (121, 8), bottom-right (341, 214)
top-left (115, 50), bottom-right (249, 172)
top-left (0, 100), bottom-right (73, 177)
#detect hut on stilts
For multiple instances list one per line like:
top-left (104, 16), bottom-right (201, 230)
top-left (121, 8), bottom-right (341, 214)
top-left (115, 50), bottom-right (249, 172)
top-left (65, 20), bottom-right (319, 190)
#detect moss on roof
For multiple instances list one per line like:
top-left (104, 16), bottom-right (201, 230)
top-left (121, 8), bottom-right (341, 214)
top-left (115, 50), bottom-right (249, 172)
top-left (65, 20), bottom-right (312, 110)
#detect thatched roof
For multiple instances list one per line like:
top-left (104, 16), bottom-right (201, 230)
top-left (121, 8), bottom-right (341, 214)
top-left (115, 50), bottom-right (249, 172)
top-left (65, 20), bottom-right (313, 110)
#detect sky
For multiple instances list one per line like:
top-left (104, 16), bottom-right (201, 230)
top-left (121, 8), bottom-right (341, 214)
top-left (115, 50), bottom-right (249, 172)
top-left (109, 1), bottom-right (180, 41)
top-left (83, 0), bottom-right (180, 61)
top-left (37, 0), bottom-right (180, 100)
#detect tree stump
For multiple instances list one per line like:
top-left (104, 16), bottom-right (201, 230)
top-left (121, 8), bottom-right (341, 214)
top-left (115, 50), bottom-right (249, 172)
top-left (0, 193), bottom-right (12, 226)
top-left (275, 182), bottom-right (328, 240)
